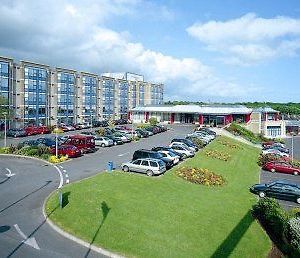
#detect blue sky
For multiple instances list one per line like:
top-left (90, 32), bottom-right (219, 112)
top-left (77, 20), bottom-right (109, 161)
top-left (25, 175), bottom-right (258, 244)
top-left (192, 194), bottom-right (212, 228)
top-left (1, 0), bottom-right (300, 102)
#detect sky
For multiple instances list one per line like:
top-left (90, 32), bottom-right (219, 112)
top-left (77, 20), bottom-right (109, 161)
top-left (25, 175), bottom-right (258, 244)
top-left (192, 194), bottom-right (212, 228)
top-left (1, 0), bottom-right (300, 103)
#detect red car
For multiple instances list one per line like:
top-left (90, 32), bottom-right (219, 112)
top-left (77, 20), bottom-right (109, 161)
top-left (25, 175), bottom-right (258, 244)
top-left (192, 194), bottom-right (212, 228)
top-left (62, 135), bottom-right (96, 153)
top-left (24, 126), bottom-right (40, 135)
top-left (263, 161), bottom-right (300, 175)
top-left (50, 145), bottom-right (81, 158)
top-left (37, 126), bottom-right (51, 134)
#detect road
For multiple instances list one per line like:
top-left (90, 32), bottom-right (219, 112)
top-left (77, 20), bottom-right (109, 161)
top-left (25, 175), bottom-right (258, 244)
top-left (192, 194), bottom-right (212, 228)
top-left (0, 125), bottom-right (192, 258)
top-left (259, 136), bottom-right (300, 210)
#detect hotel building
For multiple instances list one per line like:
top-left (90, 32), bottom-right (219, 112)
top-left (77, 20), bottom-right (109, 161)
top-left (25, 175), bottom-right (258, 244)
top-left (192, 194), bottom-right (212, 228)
top-left (0, 56), bottom-right (164, 128)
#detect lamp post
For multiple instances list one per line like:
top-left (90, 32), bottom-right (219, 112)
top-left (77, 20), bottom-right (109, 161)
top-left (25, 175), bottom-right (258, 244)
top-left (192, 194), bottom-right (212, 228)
top-left (55, 118), bottom-right (58, 158)
top-left (3, 112), bottom-right (7, 147)
top-left (291, 134), bottom-right (294, 162)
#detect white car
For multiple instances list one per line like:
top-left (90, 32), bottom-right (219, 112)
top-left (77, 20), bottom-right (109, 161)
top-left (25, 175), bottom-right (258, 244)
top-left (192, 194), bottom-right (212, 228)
top-left (262, 149), bottom-right (289, 157)
top-left (194, 131), bottom-right (215, 141)
top-left (169, 143), bottom-right (195, 158)
top-left (95, 137), bottom-right (114, 147)
top-left (170, 141), bottom-right (197, 152)
top-left (121, 158), bottom-right (166, 176)
top-left (158, 150), bottom-right (180, 165)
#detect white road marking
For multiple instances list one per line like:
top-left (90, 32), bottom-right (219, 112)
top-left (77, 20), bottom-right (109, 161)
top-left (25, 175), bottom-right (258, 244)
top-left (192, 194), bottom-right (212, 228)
top-left (5, 168), bottom-right (15, 178)
top-left (58, 165), bottom-right (64, 169)
top-left (14, 224), bottom-right (40, 250)
top-left (118, 152), bottom-right (130, 157)
top-left (65, 174), bottom-right (69, 178)
top-left (53, 165), bottom-right (64, 189)
top-left (63, 170), bottom-right (67, 173)
top-left (66, 179), bottom-right (70, 184)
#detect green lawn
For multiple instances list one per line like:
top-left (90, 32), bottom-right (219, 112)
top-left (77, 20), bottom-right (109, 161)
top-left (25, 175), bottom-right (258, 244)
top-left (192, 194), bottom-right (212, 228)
top-left (46, 136), bottom-right (270, 258)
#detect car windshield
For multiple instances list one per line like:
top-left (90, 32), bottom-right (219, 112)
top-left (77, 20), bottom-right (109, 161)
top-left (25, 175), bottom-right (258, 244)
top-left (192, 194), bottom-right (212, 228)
top-left (158, 160), bottom-right (165, 167)
top-left (168, 151), bottom-right (177, 157)
top-left (153, 152), bottom-right (163, 159)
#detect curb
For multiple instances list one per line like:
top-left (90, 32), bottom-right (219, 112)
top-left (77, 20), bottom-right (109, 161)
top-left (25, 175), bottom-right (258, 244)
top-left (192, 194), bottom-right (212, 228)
top-left (42, 195), bottom-right (124, 258)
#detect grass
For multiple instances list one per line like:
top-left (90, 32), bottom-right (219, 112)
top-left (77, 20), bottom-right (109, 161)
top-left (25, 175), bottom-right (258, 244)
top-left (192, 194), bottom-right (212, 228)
top-left (45, 136), bottom-right (270, 258)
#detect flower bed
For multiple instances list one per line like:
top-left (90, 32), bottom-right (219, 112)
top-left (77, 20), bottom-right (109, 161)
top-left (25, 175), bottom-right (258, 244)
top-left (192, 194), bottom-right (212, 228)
top-left (204, 150), bottom-right (231, 161)
top-left (217, 139), bottom-right (241, 149)
top-left (176, 167), bottom-right (225, 186)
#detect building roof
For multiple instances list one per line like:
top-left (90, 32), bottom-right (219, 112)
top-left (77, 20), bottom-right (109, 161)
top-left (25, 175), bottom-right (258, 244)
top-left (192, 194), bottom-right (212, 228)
top-left (253, 107), bottom-right (278, 113)
top-left (131, 105), bottom-right (252, 115)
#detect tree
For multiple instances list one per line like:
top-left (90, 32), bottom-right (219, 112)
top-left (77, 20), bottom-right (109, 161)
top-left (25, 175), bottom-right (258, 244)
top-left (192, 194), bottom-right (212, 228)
top-left (149, 117), bottom-right (158, 126)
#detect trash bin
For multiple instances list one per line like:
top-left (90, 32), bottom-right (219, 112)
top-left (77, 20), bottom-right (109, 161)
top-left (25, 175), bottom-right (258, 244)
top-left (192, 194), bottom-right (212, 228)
top-left (107, 161), bottom-right (113, 172)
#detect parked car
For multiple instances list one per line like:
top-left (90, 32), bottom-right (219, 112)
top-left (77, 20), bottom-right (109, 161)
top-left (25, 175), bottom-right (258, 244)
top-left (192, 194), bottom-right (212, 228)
top-left (196, 127), bottom-right (217, 136)
top-left (63, 135), bottom-right (96, 153)
top-left (22, 139), bottom-right (39, 146)
top-left (94, 136), bottom-right (114, 147)
top-left (50, 145), bottom-right (82, 158)
top-left (262, 141), bottom-right (285, 149)
top-left (80, 131), bottom-right (97, 136)
top-left (263, 145), bottom-right (289, 154)
top-left (37, 126), bottom-right (51, 134)
top-left (121, 158), bottom-right (166, 176)
top-left (35, 137), bottom-right (56, 147)
top-left (7, 128), bottom-right (27, 137)
top-left (135, 128), bottom-right (150, 138)
top-left (105, 135), bottom-right (124, 145)
top-left (263, 161), bottom-right (300, 175)
top-left (57, 135), bottom-right (69, 144)
top-left (171, 138), bottom-right (198, 151)
top-left (24, 126), bottom-right (40, 136)
top-left (74, 123), bottom-right (85, 130)
top-left (193, 131), bottom-right (215, 141)
top-left (132, 149), bottom-right (173, 169)
top-left (169, 141), bottom-right (196, 152)
top-left (152, 146), bottom-right (184, 160)
top-left (262, 149), bottom-right (289, 157)
top-left (169, 143), bottom-right (195, 158)
top-left (186, 133), bottom-right (210, 144)
top-left (113, 132), bottom-right (131, 143)
top-left (250, 181), bottom-right (300, 204)
top-left (157, 150), bottom-right (180, 165)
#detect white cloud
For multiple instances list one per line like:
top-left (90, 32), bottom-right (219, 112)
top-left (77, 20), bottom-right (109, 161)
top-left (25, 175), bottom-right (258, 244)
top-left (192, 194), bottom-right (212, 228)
top-left (0, 0), bottom-right (255, 100)
top-left (187, 13), bottom-right (300, 65)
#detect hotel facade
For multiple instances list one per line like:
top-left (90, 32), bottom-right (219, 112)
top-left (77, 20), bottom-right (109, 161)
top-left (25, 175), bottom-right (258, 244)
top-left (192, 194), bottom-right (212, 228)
top-left (0, 56), bottom-right (164, 128)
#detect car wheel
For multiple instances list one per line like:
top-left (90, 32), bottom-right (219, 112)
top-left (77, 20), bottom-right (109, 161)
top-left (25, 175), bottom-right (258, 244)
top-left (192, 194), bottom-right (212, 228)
top-left (146, 170), bottom-right (154, 176)
top-left (101, 143), bottom-right (105, 147)
top-left (293, 171), bottom-right (299, 176)
top-left (123, 166), bottom-right (129, 172)
top-left (270, 168), bottom-right (275, 173)
top-left (258, 192), bottom-right (266, 198)
top-left (296, 197), bottom-right (300, 204)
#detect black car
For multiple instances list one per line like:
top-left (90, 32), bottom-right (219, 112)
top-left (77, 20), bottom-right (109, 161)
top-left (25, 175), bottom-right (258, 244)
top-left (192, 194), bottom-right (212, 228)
top-left (135, 128), bottom-right (149, 138)
top-left (133, 149), bottom-right (173, 169)
top-left (152, 146), bottom-right (184, 160)
top-left (171, 138), bottom-right (199, 151)
top-left (7, 128), bottom-right (27, 137)
top-left (250, 181), bottom-right (300, 204)
top-left (35, 137), bottom-right (56, 147)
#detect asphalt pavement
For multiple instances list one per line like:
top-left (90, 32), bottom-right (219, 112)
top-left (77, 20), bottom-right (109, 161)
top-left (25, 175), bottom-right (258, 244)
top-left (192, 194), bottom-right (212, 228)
top-left (0, 124), bottom-right (193, 258)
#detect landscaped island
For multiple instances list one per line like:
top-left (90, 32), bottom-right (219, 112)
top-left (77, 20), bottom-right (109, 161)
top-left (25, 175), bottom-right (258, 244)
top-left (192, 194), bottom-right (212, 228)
top-left (45, 136), bottom-right (270, 257)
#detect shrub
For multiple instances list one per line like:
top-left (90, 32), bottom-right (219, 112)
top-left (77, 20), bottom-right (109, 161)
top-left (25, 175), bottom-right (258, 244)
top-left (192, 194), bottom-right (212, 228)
top-left (48, 155), bottom-right (68, 163)
top-left (0, 147), bottom-right (11, 154)
top-left (257, 154), bottom-right (284, 167)
top-left (204, 150), bottom-right (231, 161)
top-left (226, 122), bottom-right (261, 143)
top-left (26, 148), bottom-right (39, 156)
top-left (188, 137), bottom-right (206, 149)
top-left (284, 218), bottom-right (300, 254)
top-left (97, 128), bottom-right (105, 136)
top-left (148, 117), bottom-right (158, 126)
top-left (176, 167), bottom-right (225, 186)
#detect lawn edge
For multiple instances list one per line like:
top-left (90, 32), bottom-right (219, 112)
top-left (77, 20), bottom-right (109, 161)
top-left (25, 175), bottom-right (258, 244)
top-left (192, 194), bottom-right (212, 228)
top-left (42, 190), bottom-right (125, 258)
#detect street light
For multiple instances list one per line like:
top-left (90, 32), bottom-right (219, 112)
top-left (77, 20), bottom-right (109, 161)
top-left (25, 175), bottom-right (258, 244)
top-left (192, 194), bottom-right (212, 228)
top-left (3, 112), bottom-right (7, 147)
top-left (291, 134), bottom-right (294, 162)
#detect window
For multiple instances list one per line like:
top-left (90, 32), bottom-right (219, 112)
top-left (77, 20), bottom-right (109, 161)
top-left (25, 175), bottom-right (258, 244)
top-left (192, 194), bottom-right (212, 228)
top-left (133, 160), bottom-right (141, 165)
top-left (141, 160), bottom-right (149, 166)
top-left (150, 161), bottom-right (158, 167)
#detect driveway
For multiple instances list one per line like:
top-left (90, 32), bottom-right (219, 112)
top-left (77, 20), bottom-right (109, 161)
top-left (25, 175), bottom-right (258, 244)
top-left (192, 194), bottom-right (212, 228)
top-left (0, 125), bottom-right (193, 258)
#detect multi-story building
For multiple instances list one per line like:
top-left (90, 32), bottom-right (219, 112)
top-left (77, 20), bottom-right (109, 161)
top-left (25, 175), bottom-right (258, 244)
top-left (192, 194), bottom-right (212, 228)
top-left (0, 56), bottom-right (164, 128)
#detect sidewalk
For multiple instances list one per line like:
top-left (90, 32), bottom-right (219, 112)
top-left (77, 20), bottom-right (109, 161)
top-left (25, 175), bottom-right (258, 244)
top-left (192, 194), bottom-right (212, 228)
top-left (210, 128), bottom-right (262, 149)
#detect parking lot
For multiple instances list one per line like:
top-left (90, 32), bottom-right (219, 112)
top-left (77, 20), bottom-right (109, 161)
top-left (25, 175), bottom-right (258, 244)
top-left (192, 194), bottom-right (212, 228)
top-left (260, 136), bottom-right (300, 209)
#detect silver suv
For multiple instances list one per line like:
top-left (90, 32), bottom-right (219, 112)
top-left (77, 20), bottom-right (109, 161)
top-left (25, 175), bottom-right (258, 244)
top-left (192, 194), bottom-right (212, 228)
top-left (121, 158), bottom-right (166, 176)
